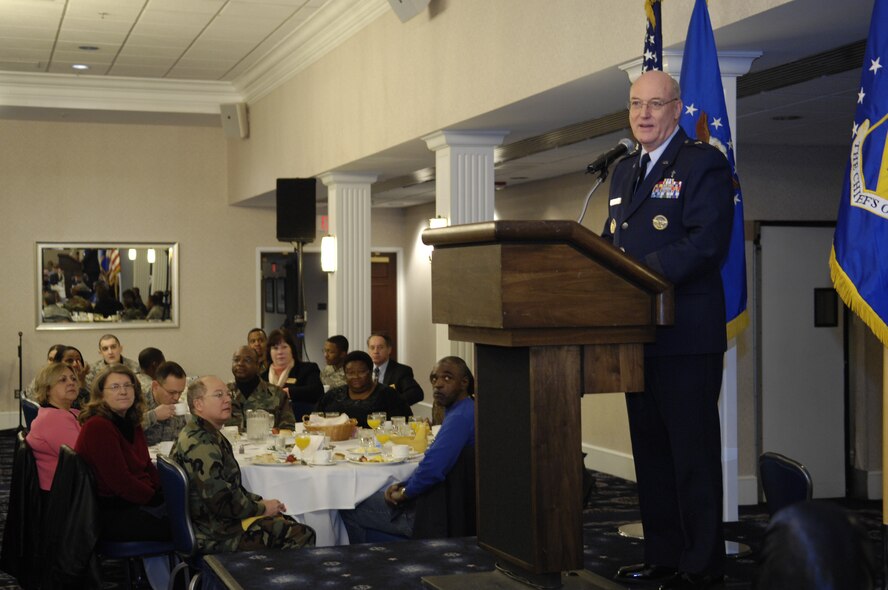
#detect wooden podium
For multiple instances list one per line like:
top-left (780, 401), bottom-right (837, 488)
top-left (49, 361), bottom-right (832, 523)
top-left (421, 220), bottom-right (672, 589)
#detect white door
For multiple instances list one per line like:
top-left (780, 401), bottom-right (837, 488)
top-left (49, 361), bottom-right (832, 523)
top-left (760, 225), bottom-right (844, 498)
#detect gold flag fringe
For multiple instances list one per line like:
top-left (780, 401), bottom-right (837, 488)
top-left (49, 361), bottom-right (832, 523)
top-left (829, 245), bottom-right (888, 348)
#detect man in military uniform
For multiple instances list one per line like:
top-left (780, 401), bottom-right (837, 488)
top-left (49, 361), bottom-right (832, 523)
top-left (226, 346), bottom-right (296, 430)
top-left (604, 70), bottom-right (734, 590)
top-left (170, 375), bottom-right (315, 554)
top-left (320, 335), bottom-right (349, 390)
top-left (142, 361), bottom-right (187, 446)
top-left (84, 333), bottom-right (141, 392)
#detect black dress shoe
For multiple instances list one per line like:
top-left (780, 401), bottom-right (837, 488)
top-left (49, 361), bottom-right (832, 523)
top-left (615, 563), bottom-right (679, 582)
top-left (657, 572), bottom-right (724, 590)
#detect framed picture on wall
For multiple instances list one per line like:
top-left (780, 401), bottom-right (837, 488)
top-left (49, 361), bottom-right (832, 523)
top-left (264, 278), bottom-right (275, 313)
top-left (276, 277), bottom-right (286, 314)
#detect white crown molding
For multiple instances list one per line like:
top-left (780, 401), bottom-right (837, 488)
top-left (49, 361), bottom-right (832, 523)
top-left (235, 0), bottom-right (390, 103)
top-left (0, 71), bottom-right (243, 114)
top-left (0, 0), bottom-right (388, 116)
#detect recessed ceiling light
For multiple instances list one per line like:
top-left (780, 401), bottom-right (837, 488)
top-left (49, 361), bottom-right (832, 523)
top-left (71, 64), bottom-right (90, 71)
top-left (78, 45), bottom-right (99, 51)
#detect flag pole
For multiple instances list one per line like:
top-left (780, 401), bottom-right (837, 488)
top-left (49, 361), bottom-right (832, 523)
top-left (883, 345), bottom-right (887, 584)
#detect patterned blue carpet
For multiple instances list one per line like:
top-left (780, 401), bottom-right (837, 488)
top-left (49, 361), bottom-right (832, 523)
top-left (0, 427), bottom-right (882, 589)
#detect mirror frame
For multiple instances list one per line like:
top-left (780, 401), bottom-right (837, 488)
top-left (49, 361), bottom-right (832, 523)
top-left (36, 242), bottom-right (179, 331)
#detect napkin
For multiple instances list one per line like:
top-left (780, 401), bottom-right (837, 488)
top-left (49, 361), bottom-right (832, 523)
top-left (307, 414), bottom-right (349, 426)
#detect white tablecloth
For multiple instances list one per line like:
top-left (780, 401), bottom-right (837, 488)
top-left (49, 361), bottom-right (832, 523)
top-left (236, 442), bottom-right (418, 546)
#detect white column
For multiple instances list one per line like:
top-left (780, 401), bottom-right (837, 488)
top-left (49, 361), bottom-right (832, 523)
top-left (423, 129), bottom-right (509, 367)
top-left (621, 51), bottom-right (760, 521)
top-left (318, 171), bottom-right (377, 353)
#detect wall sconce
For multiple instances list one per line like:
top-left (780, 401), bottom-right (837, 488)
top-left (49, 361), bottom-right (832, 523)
top-left (321, 235), bottom-right (337, 273)
top-left (428, 215), bottom-right (449, 229)
top-left (147, 248), bottom-right (156, 264)
top-left (127, 248), bottom-right (137, 261)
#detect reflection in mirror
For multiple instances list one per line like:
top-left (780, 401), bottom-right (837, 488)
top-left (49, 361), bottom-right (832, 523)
top-left (37, 243), bottom-right (178, 330)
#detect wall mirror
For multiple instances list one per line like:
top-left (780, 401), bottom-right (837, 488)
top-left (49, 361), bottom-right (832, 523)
top-left (37, 242), bottom-right (179, 330)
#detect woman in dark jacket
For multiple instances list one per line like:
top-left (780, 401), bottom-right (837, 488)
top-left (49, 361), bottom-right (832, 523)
top-left (263, 328), bottom-right (324, 419)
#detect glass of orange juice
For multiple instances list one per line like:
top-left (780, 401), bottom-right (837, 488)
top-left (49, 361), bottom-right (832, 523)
top-left (367, 412), bottom-right (385, 429)
top-left (375, 428), bottom-right (391, 445)
top-left (294, 433), bottom-right (311, 458)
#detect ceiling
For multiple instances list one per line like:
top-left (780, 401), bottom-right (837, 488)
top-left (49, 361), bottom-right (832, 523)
top-left (0, 0), bottom-right (875, 208)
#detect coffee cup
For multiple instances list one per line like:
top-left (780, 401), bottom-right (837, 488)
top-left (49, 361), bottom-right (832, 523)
top-left (391, 444), bottom-right (410, 460)
top-left (313, 449), bottom-right (333, 464)
top-left (174, 402), bottom-right (188, 416)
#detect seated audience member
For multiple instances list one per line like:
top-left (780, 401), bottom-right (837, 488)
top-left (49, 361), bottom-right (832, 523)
top-left (228, 346), bottom-right (295, 430)
top-left (757, 501), bottom-right (876, 590)
top-left (23, 343), bottom-right (65, 402)
top-left (247, 328), bottom-right (269, 373)
top-left (143, 361), bottom-right (188, 446)
top-left (84, 333), bottom-right (141, 391)
top-left (52, 345), bottom-right (91, 408)
top-left (342, 356), bottom-right (475, 542)
top-left (320, 335), bottom-right (348, 390)
top-left (263, 328), bottom-right (324, 420)
top-left (74, 364), bottom-right (170, 542)
top-left (367, 333), bottom-right (424, 406)
top-left (92, 282), bottom-right (124, 318)
top-left (42, 291), bottom-right (72, 322)
top-left (171, 376), bottom-right (316, 554)
top-left (131, 287), bottom-right (148, 314)
top-left (121, 289), bottom-right (146, 320)
top-left (26, 363), bottom-right (82, 491)
top-left (314, 351), bottom-right (411, 428)
top-left (137, 347), bottom-right (166, 396)
top-left (63, 284), bottom-right (93, 313)
top-left (145, 292), bottom-right (166, 320)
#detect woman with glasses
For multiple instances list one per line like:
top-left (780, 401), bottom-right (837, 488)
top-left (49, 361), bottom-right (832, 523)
top-left (314, 351), bottom-right (411, 428)
top-left (75, 364), bottom-right (170, 542)
top-left (26, 362), bottom-right (82, 492)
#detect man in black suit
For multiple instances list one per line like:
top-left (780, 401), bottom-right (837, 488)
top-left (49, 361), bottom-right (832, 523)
top-left (603, 70), bottom-right (734, 590)
top-left (367, 333), bottom-right (424, 406)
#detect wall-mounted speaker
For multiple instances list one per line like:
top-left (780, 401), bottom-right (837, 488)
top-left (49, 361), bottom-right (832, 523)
top-left (220, 102), bottom-right (249, 139)
top-left (276, 178), bottom-right (317, 243)
top-left (387, 0), bottom-right (430, 22)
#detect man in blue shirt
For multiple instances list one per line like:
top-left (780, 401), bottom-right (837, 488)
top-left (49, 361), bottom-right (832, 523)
top-left (341, 356), bottom-right (475, 542)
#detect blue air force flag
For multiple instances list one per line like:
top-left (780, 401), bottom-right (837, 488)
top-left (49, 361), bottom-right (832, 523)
top-left (678, 0), bottom-right (748, 340)
top-left (831, 0), bottom-right (888, 347)
top-left (642, 0), bottom-right (663, 72)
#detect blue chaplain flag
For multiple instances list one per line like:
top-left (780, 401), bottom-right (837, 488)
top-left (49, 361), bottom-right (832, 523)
top-left (830, 0), bottom-right (888, 347)
top-left (678, 0), bottom-right (748, 339)
top-left (642, 0), bottom-right (662, 72)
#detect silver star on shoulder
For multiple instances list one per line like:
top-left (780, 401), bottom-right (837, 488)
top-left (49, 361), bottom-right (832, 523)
top-left (870, 57), bottom-right (883, 74)
top-left (685, 104), bottom-right (698, 116)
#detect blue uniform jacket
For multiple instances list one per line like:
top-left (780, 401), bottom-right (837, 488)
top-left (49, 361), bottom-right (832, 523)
top-left (602, 128), bottom-right (734, 357)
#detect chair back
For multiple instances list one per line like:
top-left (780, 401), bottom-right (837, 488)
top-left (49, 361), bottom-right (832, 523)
top-left (156, 454), bottom-right (198, 559)
top-left (0, 430), bottom-right (43, 589)
top-left (759, 451), bottom-right (814, 517)
top-left (22, 398), bottom-right (40, 430)
top-left (413, 444), bottom-right (477, 539)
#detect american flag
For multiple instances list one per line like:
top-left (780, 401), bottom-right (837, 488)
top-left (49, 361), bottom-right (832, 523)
top-left (642, 0), bottom-right (662, 72)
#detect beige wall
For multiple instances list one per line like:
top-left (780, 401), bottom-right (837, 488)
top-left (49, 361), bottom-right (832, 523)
top-left (0, 119), bottom-right (284, 411)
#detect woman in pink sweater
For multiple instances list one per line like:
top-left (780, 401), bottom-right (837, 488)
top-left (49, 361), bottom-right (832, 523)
top-left (26, 362), bottom-right (81, 491)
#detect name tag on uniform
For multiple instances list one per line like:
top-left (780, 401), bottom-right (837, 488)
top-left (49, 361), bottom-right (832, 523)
top-left (651, 178), bottom-right (682, 199)
top-left (286, 378), bottom-right (297, 384)
top-left (609, 197), bottom-right (622, 206)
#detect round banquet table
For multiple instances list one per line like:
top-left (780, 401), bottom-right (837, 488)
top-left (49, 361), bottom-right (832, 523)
top-left (236, 440), bottom-right (419, 546)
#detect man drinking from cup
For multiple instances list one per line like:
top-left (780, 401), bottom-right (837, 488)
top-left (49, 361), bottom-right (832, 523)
top-left (341, 356), bottom-right (475, 542)
top-left (142, 361), bottom-right (188, 446)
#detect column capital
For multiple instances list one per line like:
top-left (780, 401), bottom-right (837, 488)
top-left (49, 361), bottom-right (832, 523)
top-left (422, 129), bottom-right (510, 152)
top-left (318, 171), bottom-right (378, 186)
top-left (619, 50), bottom-right (762, 83)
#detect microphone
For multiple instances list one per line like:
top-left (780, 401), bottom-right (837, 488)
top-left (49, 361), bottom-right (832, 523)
top-left (585, 138), bottom-right (636, 174)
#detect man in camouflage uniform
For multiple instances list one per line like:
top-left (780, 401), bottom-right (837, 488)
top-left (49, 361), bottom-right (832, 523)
top-left (226, 346), bottom-right (296, 431)
top-left (320, 335), bottom-right (349, 390)
top-left (170, 375), bottom-right (315, 553)
top-left (84, 333), bottom-right (141, 391)
top-left (142, 361), bottom-right (188, 446)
